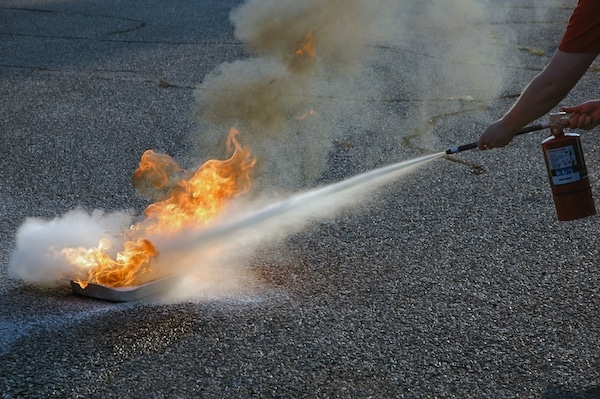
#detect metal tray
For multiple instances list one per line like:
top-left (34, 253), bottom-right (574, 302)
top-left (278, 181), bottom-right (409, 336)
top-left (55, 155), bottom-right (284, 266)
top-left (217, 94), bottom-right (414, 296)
top-left (70, 275), bottom-right (180, 302)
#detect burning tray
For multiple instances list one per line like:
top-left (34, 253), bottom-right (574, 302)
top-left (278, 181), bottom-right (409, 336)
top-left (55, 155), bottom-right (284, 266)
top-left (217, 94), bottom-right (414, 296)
top-left (70, 275), bottom-right (180, 302)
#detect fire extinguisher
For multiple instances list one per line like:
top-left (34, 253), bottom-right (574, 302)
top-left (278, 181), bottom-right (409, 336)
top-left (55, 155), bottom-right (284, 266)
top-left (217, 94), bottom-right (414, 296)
top-left (541, 113), bottom-right (596, 221)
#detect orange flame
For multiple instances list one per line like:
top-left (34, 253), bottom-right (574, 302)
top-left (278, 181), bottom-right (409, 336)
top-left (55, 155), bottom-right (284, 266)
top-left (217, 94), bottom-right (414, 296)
top-left (132, 150), bottom-right (185, 201)
top-left (143, 128), bottom-right (256, 234)
top-left (296, 109), bottom-right (318, 121)
top-left (291, 31), bottom-right (317, 73)
top-left (62, 127), bottom-right (255, 288)
top-left (66, 238), bottom-right (158, 288)
top-left (295, 31), bottom-right (316, 58)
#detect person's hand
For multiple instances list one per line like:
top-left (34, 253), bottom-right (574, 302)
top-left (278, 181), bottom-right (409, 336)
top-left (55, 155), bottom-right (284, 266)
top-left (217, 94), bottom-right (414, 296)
top-left (478, 120), bottom-right (516, 150)
top-left (561, 100), bottom-right (600, 130)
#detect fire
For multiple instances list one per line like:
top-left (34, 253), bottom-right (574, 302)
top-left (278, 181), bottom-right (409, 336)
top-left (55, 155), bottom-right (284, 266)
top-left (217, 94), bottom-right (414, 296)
top-left (65, 238), bottom-right (158, 289)
top-left (132, 150), bottom-right (185, 202)
top-left (291, 31), bottom-right (317, 72)
top-left (295, 31), bottom-right (316, 58)
top-left (62, 128), bottom-right (256, 288)
top-left (143, 129), bottom-right (255, 234)
top-left (296, 109), bottom-right (317, 121)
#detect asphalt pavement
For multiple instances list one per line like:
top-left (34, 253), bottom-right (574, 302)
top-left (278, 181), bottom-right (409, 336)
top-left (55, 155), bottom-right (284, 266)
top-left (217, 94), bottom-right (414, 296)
top-left (1, 0), bottom-right (598, 398)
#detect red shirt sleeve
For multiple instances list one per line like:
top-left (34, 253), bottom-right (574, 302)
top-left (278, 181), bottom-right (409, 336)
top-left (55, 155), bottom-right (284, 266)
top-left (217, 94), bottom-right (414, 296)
top-left (558, 0), bottom-right (600, 53)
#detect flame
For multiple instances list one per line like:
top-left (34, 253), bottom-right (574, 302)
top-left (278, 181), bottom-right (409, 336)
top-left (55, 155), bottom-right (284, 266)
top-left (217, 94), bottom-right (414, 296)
top-left (62, 128), bottom-right (256, 288)
top-left (296, 109), bottom-right (317, 121)
top-left (291, 31), bottom-right (317, 72)
top-left (295, 31), bottom-right (316, 58)
top-left (143, 128), bottom-right (256, 234)
top-left (132, 150), bottom-right (185, 201)
top-left (65, 238), bottom-right (158, 289)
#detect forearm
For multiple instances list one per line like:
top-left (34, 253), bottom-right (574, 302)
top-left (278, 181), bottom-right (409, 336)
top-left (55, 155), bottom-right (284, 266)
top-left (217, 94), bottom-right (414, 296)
top-left (478, 51), bottom-right (596, 150)
top-left (498, 50), bottom-right (596, 134)
top-left (500, 76), bottom-right (569, 133)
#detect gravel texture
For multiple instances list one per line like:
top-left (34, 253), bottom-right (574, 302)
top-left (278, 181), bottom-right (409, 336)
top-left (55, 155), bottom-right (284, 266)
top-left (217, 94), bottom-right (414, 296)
top-left (1, 1), bottom-right (598, 398)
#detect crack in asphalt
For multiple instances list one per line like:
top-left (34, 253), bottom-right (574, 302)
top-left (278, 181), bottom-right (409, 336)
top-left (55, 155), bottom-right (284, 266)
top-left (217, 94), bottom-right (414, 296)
top-left (371, 45), bottom-right (546, 72)
top-left (0, 64), bottom-right (197, 89)
top-left (0, 6), bottom-right (146, 27)
top-left (400, 106), bottom-right (491, 174)
top-left (0, 30), bottom-right (242, 46)
top-left (0, 6), bottom-right (244, 46)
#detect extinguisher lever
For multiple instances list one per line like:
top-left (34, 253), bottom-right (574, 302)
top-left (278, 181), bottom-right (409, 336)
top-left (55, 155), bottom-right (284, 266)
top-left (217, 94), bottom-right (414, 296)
top-left (445, 123), bottom-right (550, 154)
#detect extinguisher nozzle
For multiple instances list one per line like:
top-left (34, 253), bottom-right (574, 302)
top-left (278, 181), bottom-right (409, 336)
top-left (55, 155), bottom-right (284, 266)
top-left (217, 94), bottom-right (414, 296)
top-left (446, 142), bottom-right (478, 154)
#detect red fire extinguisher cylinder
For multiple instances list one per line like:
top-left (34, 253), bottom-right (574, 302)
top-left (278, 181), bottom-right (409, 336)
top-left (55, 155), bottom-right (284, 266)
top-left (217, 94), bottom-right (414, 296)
top-left (541, 125), bottom-right (596, 221)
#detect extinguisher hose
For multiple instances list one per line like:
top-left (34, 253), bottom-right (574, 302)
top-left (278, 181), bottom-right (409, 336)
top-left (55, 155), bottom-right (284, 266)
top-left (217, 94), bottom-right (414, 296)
top-left (445, 123), bottom-right (550, 154)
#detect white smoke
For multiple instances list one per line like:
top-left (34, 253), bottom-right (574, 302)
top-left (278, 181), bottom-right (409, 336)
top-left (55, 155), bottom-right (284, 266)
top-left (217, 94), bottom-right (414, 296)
top-left (9, 209), bottom-right (133, 285)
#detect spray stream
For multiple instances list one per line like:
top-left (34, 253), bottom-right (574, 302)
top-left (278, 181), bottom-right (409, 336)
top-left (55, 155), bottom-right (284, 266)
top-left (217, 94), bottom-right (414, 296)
top-left (159, 152), bottom-right (444, 256)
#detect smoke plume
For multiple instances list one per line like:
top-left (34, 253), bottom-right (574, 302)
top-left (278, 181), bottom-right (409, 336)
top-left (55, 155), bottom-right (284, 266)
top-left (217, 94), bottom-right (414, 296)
top-left (193, 0), bottom-right (403, 191)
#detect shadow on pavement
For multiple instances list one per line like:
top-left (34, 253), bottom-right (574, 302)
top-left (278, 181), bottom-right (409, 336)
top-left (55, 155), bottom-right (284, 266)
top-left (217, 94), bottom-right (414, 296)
top-left (544, 384), bottom-right (600, 399)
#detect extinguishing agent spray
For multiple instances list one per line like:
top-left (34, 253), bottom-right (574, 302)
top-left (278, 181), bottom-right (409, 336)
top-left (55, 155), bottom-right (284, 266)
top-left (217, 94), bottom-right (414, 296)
top-left (541, 112), bottom-right (596, 221)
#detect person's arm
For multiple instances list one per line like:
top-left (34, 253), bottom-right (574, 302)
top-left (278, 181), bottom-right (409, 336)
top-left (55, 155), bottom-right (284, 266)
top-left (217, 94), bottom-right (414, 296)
top-left (478, 50), bottom-right (597, 149)
top-left (561, 100), bottom-right (600, 129)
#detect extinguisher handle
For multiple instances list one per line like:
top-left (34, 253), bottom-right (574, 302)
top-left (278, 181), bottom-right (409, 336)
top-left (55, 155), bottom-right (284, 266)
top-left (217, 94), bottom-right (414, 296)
top-left (445, 123), bottom-right (550, 154)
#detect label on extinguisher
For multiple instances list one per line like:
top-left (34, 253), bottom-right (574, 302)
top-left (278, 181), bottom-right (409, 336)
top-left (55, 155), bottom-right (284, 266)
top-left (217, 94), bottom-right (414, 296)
top-left (546, 145), bottom-right (582, 185)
